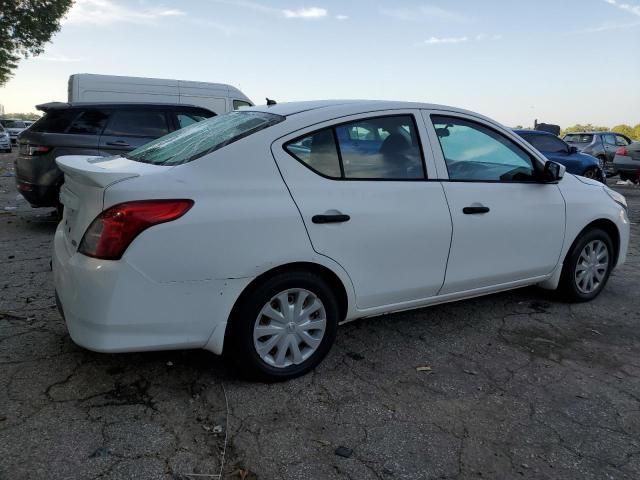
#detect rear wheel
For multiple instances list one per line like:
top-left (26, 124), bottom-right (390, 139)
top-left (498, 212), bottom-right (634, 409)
top-left (620, 172), bottom-right (639, 183)
top-left (226, 271), bottom-right (339, 382)
top-left (557, 228), bottom-right (614, 302)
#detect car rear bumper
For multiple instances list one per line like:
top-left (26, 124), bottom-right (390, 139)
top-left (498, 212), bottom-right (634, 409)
top-left (52, 226), bottom-right (248, 355)
top-left (613, 155), bottom-right (640, 176)
top-left (16, 179), bottom-right (60, 207)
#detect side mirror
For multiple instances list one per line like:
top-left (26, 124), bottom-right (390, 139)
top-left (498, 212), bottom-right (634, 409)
top-left (569, 146), bottom-right (578, 154)
top-left (543, 160), bottom-right (565, 182)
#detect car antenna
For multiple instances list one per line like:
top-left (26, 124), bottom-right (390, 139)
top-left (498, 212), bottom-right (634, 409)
top-left (266, 98), bottom-right (277, 106)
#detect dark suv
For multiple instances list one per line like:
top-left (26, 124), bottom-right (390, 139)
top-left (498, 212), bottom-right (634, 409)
top-left (16, 102), bottom-right (214, 208)
top-left (563, 131), bottom-right (633, 177)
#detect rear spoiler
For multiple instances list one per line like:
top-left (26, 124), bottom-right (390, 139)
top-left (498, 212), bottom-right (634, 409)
top-left (56, 155), bottom-right (140, 188)
top-left (36, 102), bottom-right (70, 112)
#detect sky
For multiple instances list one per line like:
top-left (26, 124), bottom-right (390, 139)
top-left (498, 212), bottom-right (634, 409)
top-left (1, 0), bottom-right (639, 127)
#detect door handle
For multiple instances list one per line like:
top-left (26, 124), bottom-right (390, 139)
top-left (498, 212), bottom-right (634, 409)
top-left (106, 140), bottom-right (130, 147)
top-left (312, 214), bottom-right (350, 224)
top-left (463, 206), bottom-right (490, 214)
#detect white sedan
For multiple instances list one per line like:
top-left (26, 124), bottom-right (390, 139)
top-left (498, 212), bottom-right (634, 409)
top-left (53, 100), bottom-right (630, 381)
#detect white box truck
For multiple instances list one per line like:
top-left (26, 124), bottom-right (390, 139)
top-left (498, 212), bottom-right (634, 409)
top-left (68, 74), bottom-right (253, 115)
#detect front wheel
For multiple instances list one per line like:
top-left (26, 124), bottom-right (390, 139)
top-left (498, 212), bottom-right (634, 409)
top-left (582, 167), bottom-right (598, 180)
top-left (226, 271), bottom-right (339, 382)
top-left (557, 228), bottom-right (614, 302)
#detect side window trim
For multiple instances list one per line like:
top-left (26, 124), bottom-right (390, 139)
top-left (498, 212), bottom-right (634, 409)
top-left (424, 110), bottom-right (544, 183)
top-left (283, 112), bottom-right (428, 181)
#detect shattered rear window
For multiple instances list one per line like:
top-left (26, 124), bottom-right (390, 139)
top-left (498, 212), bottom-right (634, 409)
top-left (125, 111), bottom-right (284, 166)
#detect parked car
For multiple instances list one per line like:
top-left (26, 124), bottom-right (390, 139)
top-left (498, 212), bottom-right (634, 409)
top-left (0, 124), bottom-right (11, 152)
top-left (563, 131), bottom-right (633, 177)
top-left (68, 74), bottom-right (253, 114)
top-left (15, 102), bottom-right (215, 208)
top-left (613, 142), bottom-right (640, 182)
top-left (52, 100), bottom-right (630, 381)
top-left (515, 129), bottom-right (604, 182)
top-left (0, 118), bottom-right (29, 144)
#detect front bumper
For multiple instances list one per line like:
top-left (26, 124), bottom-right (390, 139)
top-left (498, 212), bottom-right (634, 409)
top-left (52, 226), bottom-right (247, 355)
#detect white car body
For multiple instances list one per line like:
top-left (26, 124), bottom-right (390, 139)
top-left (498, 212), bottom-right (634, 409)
top-left (52, 100), bottom-right (630, 360)
top-left (68, 74), bottom-right (253, 115)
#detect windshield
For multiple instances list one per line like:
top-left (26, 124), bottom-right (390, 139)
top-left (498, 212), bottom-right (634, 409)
top-left (563, 134), bottom-right (593, 144)
top-left (1, 120), bottom-right (26, 128)
top-left (126, 111), bottom-right (284, 166)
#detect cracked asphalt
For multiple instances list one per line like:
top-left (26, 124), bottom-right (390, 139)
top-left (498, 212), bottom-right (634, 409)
top-left (1, 149), bottom-right (639, 480)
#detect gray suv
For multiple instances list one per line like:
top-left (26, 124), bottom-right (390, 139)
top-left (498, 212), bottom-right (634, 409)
top-left (16, 102), bottom-right (214, 208)
top-left (563, 131), bottom-right (633, 176)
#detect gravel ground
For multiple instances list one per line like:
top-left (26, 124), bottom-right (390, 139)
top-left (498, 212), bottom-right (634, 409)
top-left (1, 149), bottom-right (639, 480)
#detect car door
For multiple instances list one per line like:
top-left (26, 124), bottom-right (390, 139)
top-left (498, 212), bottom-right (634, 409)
top-left (271, 111), bottom-right (453, 310)
top-left (424, 111), bottom-right (565, 295)
top-left (602, 134), bottom-right (618, 163)
top-left (99, 108), bottom-right (170, 156)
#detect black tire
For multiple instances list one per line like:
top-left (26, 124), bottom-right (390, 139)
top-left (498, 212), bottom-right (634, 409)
top-left (620, 172), bottom-right (639, 183)
top-left (225, 271), bottom-right (339, 382)
top-left (557, 228), bottom-right (614, 302)
top-left (582, 167), bottom-right (598, 180)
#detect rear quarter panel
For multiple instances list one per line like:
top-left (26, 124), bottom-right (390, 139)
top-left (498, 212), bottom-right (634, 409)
top-left (103, 131), bottom-right (354, 293)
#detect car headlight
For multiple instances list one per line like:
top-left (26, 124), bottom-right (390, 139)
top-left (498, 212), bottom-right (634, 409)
top-left (604, 186), bottom-right (627, 210)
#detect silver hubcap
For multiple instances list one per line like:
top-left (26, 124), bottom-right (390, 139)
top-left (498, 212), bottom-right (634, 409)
top-left (253, 288), bottom-right (327, 369)
top-left (575, 240), bottom-right (609, 294)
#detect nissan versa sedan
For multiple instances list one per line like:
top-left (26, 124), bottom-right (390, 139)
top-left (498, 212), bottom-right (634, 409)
top-left (53, 101), bottom-right (630, 381)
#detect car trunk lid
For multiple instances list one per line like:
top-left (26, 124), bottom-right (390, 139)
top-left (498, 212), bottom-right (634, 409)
top-left (56, 155), bottom-right (166, 254)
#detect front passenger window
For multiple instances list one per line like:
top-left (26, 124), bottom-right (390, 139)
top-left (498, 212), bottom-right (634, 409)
top-left (432, 116), bottom-right (535, 182)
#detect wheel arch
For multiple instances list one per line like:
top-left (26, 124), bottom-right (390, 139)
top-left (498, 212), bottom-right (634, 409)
top-left (570, 218), bottom-right (621, 265)
top-left (213, 261), bottom-right (351, 355)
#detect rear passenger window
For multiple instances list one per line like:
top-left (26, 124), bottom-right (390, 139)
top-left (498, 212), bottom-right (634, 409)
top-left (284, 115), bottom-right (425, 180)
top-left (604, 134), bottom-right (616, 146)
top-left (615, 135), bottom-right (629, 146)
top-left (337, 116), bottom-right (423, 179)
top-left (67, 110), bottom-right (110, 135)
top-left (286, 130), bottom-right (341, 178)
top-left (103, 111), bottom-right (169, 138)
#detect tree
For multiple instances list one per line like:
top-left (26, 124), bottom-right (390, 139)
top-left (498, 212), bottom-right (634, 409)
top-left (633, 124), bottom-right (640, 141)
top-left (561, 124), bottom-right (610, 136)
top-left (2, 112), bottom-right (41, 120)
top-left (611, 124), bottom-right (634, 138)
top-left (0, 0), bottom-right (74, 85)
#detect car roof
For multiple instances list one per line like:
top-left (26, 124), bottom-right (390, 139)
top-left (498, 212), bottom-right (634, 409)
top-left (245, 99), bottom-right (485, 118)
top-left (35, 101), bottom-right (212, 112)
top-left (513, 129), bottom-right (555, 136)
top-left (564, 131), bottom-right (615, 135)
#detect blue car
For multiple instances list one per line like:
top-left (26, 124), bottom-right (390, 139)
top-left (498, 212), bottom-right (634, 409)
top-left (514, 129), bottom-right (605, 183)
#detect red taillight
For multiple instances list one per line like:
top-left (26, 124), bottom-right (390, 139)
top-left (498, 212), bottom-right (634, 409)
top-left (616, 146), bottom-right (628, 156)
top-left (78, 200), bottom-right (194, 260)
top-left (26, 145), bottom-right (51, 156)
